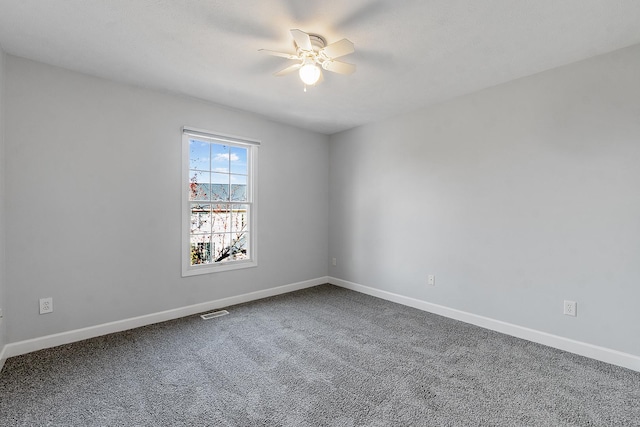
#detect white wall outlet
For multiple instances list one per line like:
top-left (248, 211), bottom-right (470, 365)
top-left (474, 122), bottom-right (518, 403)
top-left (39, 297), bottom-right (53, 314)
top-left (428, 275), bottom-right (435, 286)
top-left (332, 258), bottom-right (337, 266)
top-left (563, 300), bottom-right (577, 317)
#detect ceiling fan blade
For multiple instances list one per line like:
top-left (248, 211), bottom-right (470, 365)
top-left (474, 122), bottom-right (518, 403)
top-left (258, 49), bottom-right (298, 60)
top-left (290, 29), bottom-right (312, 51)
top-left (274, 63), bottom-right (302, 76)
top-left (319, 38), bottom-right (355, 59)
top-left (322, 60), bottom-right (356, 75)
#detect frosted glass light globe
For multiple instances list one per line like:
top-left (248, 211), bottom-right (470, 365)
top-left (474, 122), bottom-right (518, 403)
top-left (299, 63), bottom-right (321, 85)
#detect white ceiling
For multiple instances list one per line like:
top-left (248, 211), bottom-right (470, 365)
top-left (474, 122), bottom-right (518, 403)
top-left (1, 1), bottom-right (640, 134)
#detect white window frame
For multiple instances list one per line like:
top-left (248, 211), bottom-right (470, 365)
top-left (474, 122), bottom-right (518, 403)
top-left (182, 126), bottom-right (259, 276)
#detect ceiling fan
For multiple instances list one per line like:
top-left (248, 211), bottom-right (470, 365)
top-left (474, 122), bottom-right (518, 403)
top-left (259, 29), bottom-right (356, 90)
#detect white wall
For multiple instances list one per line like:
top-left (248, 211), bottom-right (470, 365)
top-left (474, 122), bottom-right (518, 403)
top-left (4, 56), bottom-right (329, 343)
top-left (329, 44), bottom-right (640, 357)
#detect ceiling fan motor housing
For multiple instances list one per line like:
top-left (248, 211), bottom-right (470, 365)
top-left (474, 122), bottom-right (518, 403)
top-left (296, 34), bottom-right (331, 70)
top-left (300, 34), bottom-right (327, 52)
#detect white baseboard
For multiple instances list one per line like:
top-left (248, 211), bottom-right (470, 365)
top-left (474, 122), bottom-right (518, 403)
top-left (5, 276), bottom-right (638, 373)
top-left (329, 277), bottom-right (640, 372)
top-left (0, 345), bottom-right (5, 374)
top-left (3, 277), bottom-right (328, 360)
top-left (0, 316), bottom-right (5, 373)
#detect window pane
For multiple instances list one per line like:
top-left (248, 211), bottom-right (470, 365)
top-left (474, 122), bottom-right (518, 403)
top-left (230, 176), bottom-right (247, 201)
top-left (190, 204), bottom-right (211, 234)
top-left (232, 232), bottom-right (249, 259)
top-left (211, 172), bottom-right (229, 184)
top-left (211, 233), bottom-right (248, 263)
top-left (210, 183), bottom-right (229, 202)
top-left (190, 234), bottom-right (212, 265)
top-left (211, 144), bottom-right (230, 173)
top-left (211, 204), bottom-right (232, 233)
top-left (230, 146), bottom-right (248, 175)
top-left (189, 170), bottom-right (211, 201)
top-left (210, 233), bottom-right (230, 262)
top-left (230, 204), bottom-right (249, 233)
top-left (211, 173), bottom-right (229, 201)
top-left (189, 139), bottom-right (210, 171)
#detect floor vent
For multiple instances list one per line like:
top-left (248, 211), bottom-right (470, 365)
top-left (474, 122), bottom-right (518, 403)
top-left (200, 310), bottom-right (229, 320)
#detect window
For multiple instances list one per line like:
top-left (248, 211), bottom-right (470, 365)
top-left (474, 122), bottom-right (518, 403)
top-left (182, 127), bottom-right (259, 276)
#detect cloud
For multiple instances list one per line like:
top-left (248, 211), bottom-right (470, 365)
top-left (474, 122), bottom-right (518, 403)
top-left (214, 153), bottom-right (239, 162)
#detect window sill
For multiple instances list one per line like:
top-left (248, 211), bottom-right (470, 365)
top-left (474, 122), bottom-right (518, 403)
top-left (182, 259), bottom-right (257, 277)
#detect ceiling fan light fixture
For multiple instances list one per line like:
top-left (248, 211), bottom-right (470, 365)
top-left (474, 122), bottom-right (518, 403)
top-left (261, 29), bottom-right (355, 88)
top-left (299, 62), bottom-right (321, 85)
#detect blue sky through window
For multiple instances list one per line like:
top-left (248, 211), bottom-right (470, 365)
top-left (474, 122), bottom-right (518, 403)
top-left (189, 138), bottom-right (248, 185)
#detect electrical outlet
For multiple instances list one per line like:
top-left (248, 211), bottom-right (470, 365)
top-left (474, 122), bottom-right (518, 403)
top-left (428, 275), bottom-right (435, 286)
top-left (332, 258), bottom-right (337, 266)
top-left (39, 297), bottom-right (53, 314)
top-left (563, 300), bottom-right (577, 317)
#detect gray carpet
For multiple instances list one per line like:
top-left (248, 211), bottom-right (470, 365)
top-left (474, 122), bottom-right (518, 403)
top-left (0, 284), bottom-right (638, 426)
